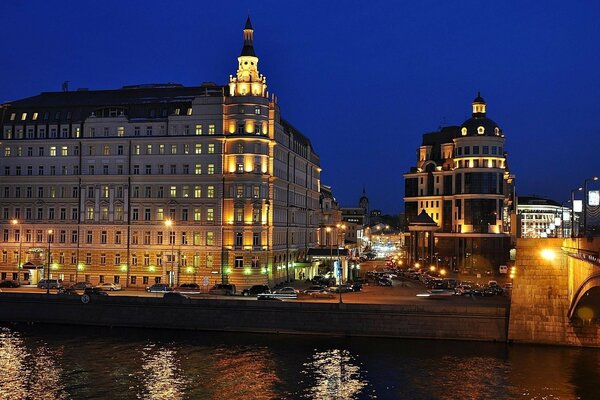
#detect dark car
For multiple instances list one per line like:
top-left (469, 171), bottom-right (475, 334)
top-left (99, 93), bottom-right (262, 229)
top-left (208, 284), bottom-right (236, 296)
top-left (241, 285), bottom-right (271, 297)
top-left (146, 283), bottom-right (172, 293)
top-left (57, 287), bottom-right (79, 296)
top-left (37, 279), bottom-right (62, 289)
top-left (174, 283), bottom-right (200, 293)
top-left (70, 282), bottom-right (93, 290)
top-left (83, 287), bottom-right (108, 296)
top-left (163, 292), bottom-right (189, 301)
top-left (377, 278), bottom-right (393, 286)
top-left (0, 280), bottom-right (20, 288)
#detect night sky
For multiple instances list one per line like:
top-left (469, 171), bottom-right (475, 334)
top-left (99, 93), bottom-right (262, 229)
top-left (1, 1), bottom-right (599, 214)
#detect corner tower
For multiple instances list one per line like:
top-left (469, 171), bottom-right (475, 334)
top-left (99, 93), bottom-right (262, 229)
top-left (229, 17), bottom-right (268, 97)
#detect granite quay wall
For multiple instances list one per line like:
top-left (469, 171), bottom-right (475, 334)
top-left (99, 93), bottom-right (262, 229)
top-left (508, 238), bottom-right (600, 347)
top-left (0, 293), bottom-right (508, 342)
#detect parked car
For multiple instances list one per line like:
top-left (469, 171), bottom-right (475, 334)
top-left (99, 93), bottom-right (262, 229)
top-left (163, 291), bottom-right (189, 301)
top-left (328, 284), bottom-right (353, 293)
top-left (242, 285), bottom-right (271, 297)
top-left (0, 280), bottom-right (20, 288)
top-left (303, 285), bottom-right (325, 294)
top-left (377, 278), bottom-right (393, 286)
top-left (146, 283), bottom-right (172, 293)
top-left (208, 283), bottom-right (237, 296)
top-left (37, 279), bottom-right (62, 289)
top-left (455, 284), bottom-right (473, 296)
top-left (57, 287), bottom-right (79, 296)
top-left (275, 287), bottom-right (299, 294)
top-left (70, 282), bottom-right (93, 290)
top-left (309, 289), bottom-right (335, 299)
top-left (174, 283), bottom-right (200, 293)
top-left (83, 287), bottom-right (108, 296)
top-left (95, 282), bottom-right (122, 291)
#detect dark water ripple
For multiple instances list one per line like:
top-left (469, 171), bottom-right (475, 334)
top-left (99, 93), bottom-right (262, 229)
top-left (0, 324), bottom-right (598, 400)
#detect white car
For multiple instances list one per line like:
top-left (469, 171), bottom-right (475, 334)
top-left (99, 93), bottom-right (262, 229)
top-left (95, 282), bottom-right (122, 291)
top-left (275, 287), bottom-right (299, 294)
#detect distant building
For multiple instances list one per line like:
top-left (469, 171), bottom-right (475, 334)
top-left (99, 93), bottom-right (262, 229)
top-left (404, 94), bottom-right (515, 271)
top-left (516, 195), bottom-right (572, 238)
top-left (0, 18), bottom-right (321, 288)
top-left (341, 188), bottom-right (369, 227)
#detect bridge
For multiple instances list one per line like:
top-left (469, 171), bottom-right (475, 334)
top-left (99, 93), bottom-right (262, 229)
top-left (509, 237), bottom-right (600, 347)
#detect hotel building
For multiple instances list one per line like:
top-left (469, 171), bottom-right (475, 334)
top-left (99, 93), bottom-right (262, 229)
top-left (0, 18), bottom-right (321, 289)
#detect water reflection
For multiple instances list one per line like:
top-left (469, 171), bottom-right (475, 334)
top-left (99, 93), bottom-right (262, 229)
top-left (1, 324), bottom-right (600, 399)
top-left (135, 343), bottom-right (186, 400)
top-left (0, 326), bottom-right (67, 400)
top-left (300, 348), bottom-right (371, 399)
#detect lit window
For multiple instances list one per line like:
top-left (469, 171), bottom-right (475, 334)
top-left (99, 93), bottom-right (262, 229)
top-left (461, 127), bottom-right (467, 136)
top-left (32, 113), bottom-right (38, 121)
top-left (117, 127), bottom-right (124, 137)
top-left (208, 124), bottom-right (215, 135)
top-left (477, 126), bottom-right (485, 135)
top-left (195, 144), bottom-right (202, 154)
top-left (208, 144), bottom-right (215, 154)
top-left (207, 186), bottom-right (215, 198)
top-left (50, 146), bottom-right (57, 156)
top-left (170, 186), bottom-right (177, 197)
top-left (195, 164), bottom-right (202, 175)
top-left (61, 146), bottom-right (68, 156)
top-left (10, 113), bottom-right (15, 121)
top-left (21, 113), bottom-right (27, 121)
top-left (195, 125), bottom-right (202, 135)
top-left (494, 127), bottom-right (500, 136)
top-left (207, 164), bottom-right (215, 174)
top-left (207, 208), bottom-right (214, 221)
top-left (187, 108), bottom-right (193, 116)
top-left (194, 186), bottom-right (201, 198)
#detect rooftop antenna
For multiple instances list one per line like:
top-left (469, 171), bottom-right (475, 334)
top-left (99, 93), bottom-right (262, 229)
top-left (62, 81), bottom-right (69, 92)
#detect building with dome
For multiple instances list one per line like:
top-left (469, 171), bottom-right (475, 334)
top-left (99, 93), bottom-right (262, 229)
top-left (0, 18), bottom-right (321, 289)
top-left (404, 94), bottom-right (515, 272)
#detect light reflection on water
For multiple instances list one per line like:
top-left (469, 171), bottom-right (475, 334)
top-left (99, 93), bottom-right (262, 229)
top-left (0, 324), bottom-right (599, 400)
top-left (299, 349), bottom-right (371, 399)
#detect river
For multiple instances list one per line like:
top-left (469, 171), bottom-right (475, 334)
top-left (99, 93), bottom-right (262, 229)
top-left (0, 324), bottom-right (598, 399)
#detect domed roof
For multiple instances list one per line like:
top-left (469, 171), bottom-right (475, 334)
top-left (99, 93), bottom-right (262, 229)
top-left (459, 93), bottom-right (502, 137)
top-left (460, 115), bottom-right (502, 137)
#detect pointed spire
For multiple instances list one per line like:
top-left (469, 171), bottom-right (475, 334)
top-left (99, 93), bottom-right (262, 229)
top-left (241, 16), bottom-right (256, 57)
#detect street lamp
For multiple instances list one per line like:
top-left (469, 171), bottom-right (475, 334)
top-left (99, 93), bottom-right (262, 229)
top-left (583, 176), bottom-right (599, 236)
top-left (165, 219), bottom-right (175, 287)
top-left (571, 187), bottom-right (583, 238)
top-left (11, 219), bottom-right (22, 280)
top-left (46, 229), bottom-right (53, 295)
top-left (336, 223), bottom-right (346, 304)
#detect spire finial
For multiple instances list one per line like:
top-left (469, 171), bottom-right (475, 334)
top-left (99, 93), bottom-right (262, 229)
top-left (245, 15), bottom-right (253, 30)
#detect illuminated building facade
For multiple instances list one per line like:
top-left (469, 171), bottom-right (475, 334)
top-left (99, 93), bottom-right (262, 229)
top-left (0, 18), bottom-right (321, 288)
top-left (515, 195), bottom-right (572, 238)
top-left (404, 94), bottom-right (514, 271)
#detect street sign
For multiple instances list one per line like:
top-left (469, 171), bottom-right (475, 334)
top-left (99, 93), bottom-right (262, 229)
top-left (589, 190), bottom-right (599, 206)
top-left (203, 276), bottom-right (209, 286)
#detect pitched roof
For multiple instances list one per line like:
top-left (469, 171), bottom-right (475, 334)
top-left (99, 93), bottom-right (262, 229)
top-left (410, 211), bottom-right (438, 225)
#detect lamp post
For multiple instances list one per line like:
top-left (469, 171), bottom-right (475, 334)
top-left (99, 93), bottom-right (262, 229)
top-left (571, 187), bottom-right (583, 238)
top-left (583, 176), bottom-right (599, 236)
top-left (46, 229), bottom-right (53, 295)
top-left (11, 219), bottom-right (22, 280)
top-left (165, 219), bottom-right (175, 287)
top-left (336, 223), bottom-right (346, 304)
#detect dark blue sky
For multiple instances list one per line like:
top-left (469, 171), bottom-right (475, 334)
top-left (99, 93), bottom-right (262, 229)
top-left (2, 1), bottom-right (599, 213)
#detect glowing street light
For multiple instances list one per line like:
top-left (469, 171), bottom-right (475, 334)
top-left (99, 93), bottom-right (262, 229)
top-left (46, 229), bottom-right (53, 295)
top-left (541, 249), bottom-right (556, 261)
top-left (165, 219), bottom-right (175, 287)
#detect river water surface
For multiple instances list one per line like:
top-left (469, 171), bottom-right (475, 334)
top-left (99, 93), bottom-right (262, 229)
top-left (0, 324), bottom-right (599, 400)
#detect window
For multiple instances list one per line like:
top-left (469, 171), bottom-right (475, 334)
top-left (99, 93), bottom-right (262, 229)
top-left (195, 125), bottom-right (202, 135)
top-left (208, 164), bottom-right (215, 174)
top-left (206, 232), bottom-right (214, 245)
top-left (146, 126), bottom-right (153, 136)
top-left (235, 233), bottom-right (243, 247)
top-left (170, 186), bottom-right (177, 198)
top-left (195, 164), bottom-right (202, 175)
top-left (115, 231), bottom-right (122, 244)
top-left (134, 126), bottom-right (140, 136)
top-left (207, 186), bottom-right (215, 198)
top-left (195, 144), bottom-right (202, 154)
top-left (207, 208), bottom-right (214, 221)
top-left (253, 232), bottom-right (261, 247)
top-left (194, 186), bottom-right (201, 198)
top-left (208, 124), bottom-right (215, 135)
top-left (235, 256), bottom-right (243, 269)
top-left (208, 143), bottom-right (215, 154)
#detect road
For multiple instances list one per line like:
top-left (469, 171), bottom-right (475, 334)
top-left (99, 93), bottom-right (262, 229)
top-left (1, 278), bottom-right (510, 308)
